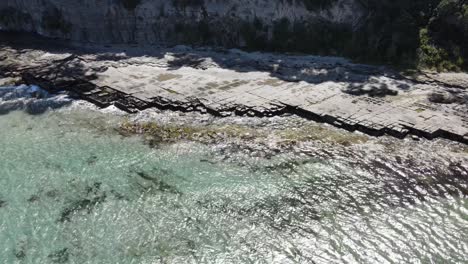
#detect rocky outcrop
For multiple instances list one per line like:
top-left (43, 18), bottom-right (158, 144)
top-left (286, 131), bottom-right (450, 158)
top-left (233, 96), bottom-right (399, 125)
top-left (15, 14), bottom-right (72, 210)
top-left (0, 0), bottom-right (362, 45)
top-left (1, 0), bottom-right (466, 70)
top-left (1, 34), bottom-right (467, 144)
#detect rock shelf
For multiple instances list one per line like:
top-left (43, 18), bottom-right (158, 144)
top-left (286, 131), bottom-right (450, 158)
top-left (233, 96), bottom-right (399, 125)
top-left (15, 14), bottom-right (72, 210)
top-left (1, 36), bottom-right (468, 144)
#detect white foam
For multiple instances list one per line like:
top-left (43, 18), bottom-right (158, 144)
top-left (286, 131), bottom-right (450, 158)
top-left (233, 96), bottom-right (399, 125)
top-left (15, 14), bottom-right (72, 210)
top-left (0, 85), bottom-right (72, 114)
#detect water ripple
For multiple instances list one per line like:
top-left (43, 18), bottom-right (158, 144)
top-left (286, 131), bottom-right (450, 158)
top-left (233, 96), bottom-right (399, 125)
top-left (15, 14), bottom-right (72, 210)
top-left (0, 107), bottom-right (467, 263)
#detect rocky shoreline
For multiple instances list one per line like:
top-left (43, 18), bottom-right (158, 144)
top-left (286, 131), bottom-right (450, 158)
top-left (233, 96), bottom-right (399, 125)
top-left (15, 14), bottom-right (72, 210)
top-left (1, 33), bottom-right (468, 144)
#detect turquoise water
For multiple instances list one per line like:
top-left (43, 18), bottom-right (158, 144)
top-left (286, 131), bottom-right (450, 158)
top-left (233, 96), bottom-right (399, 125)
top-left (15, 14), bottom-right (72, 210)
top-left (0, 89), bottom-right (468, 263)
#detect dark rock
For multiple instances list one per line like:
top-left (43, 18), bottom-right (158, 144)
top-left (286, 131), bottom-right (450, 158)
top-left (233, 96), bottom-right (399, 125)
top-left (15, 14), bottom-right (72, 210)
top-left (428, 92), bottom-right (458, 104)
top-left (15, 249), bottom-right (26, 259)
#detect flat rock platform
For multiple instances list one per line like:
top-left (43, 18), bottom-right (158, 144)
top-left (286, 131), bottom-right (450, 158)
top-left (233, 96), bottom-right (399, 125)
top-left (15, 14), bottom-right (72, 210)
top-left (1, 34), bottom-right (468, 143)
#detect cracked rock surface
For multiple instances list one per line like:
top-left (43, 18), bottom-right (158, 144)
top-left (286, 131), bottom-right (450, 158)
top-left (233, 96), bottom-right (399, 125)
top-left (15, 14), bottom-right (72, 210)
top-left (1, 34), bottom-right (468, 144)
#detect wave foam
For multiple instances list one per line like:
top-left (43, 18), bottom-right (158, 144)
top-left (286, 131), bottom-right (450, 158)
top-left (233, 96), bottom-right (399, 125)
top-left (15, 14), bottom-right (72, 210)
top-left (0, 85), bottom-right (73, 115)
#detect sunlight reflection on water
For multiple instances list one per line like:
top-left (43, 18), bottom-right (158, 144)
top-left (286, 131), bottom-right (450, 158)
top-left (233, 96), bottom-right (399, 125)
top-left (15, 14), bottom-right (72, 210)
top-left (0, 94), bottom-right (467, 263)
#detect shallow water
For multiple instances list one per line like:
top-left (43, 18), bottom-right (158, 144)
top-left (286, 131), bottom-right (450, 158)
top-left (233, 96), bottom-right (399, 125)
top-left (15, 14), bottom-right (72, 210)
top-left (0, 88), bottom-right (467, 263)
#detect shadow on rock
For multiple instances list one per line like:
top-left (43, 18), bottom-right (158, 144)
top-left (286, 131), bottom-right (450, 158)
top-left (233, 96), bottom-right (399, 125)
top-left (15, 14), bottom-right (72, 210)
top-left (0, 31), bottom-right (414, 92)
top-left (344, 82), bottom-right (398, 97)
top-left (428, 91), bottom-right (468, 105)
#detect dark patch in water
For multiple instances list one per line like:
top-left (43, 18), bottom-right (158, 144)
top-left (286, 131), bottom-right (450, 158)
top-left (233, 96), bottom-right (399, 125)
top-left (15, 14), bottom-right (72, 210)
top-left (196, 194), bottom-right (320, 234)
top-left (27, 189), bottom-right (59, 203)
top-left (263, 159), bottom-right (314, 174)
top-left (243, 158), bottom-right (319, 175)
top-left (200, 159), bottom-right (216, 165)
top-left (14, 240), bottom-right (27, 260)
top-left (194, 146), bottom-right (468, 237)
top-left (48, 248), bottom-right (69, 263)
top-left (0, 199), bottom-right (6, 208)
top-left (59, 195), bottom-right (106, 222)
top-left (85, 182), bottom-right (102, 195)
top-left (131, 169), bottom-right (181, 195)
top-left (44, 161), bottom-right (64, 172)
top-left (86, 155), bottom-right (98, 165)
top-left (15, 249), bottom-right (26, 259)
top-left (46, 189), bottom-right (59, 198)
top-left (59, 183), bottom-right (106, 222)
top-left (110, 189), bottom-right (127, 200)
top-left (248, 195), bottom-right (321, 232)
top-left (144, 135), bottom-right (163, 148)
top-left (27, 194), bottom-right (40, 203)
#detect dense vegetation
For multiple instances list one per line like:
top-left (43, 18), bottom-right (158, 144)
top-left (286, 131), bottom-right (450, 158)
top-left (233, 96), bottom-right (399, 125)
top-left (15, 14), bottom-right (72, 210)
top-left (1, 0), bottom-right (466, 71)
top-left (241, 0), bottom-right (467, 71)
top-left (168, 0), bottom-right (467, 71)
top-left (419, 0), bottom-right (467, 70)
top-left (352, 0), bottom-right (467, 71)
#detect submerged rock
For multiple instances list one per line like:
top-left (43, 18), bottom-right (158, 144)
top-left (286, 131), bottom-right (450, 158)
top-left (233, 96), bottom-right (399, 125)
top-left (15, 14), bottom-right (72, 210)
top-left (0, 102), bottom-right (467, 263)
top-left (27, 195), bottom-right (40, 203)
top-left (14, 241), bottom-right (27, 260)
top-left (86, 155), bottom-right (98, 165)
top-left (132, 169), bottom-right (181, 195)
top-left (59, 183), bottom-right (107, 222)
top-left (59, 195), bottom-right (106, 222)
top-left (48, 248), bottom-right (69, 263)
top-left (15, 249), bottom-right (26, 259)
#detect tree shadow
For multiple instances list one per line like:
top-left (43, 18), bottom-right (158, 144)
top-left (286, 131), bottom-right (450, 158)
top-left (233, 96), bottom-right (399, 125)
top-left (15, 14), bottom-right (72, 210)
top-left (167, 53), bottom-right (206, 69)
top-left (1, 31), bottom-right (418, 101)
top-left (343, 79), bottom-right (411, 97)
top-left (165, 48), bottom-right (415, 98)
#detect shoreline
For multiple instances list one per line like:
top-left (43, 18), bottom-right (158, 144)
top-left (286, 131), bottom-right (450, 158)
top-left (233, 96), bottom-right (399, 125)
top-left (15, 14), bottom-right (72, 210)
top-left (2, 85), bottom-right (467, 162)
top-left (1, 33), bottom-right (467, 144)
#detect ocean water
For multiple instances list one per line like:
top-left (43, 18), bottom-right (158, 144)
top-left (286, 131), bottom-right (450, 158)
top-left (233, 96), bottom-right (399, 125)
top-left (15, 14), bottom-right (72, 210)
top-left (0, 86), bottom-right (467, 263)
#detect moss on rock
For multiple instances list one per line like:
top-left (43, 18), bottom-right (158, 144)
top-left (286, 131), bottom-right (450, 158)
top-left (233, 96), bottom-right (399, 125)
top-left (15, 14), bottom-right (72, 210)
top-left (118, 120), bottom-right (369, 147)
